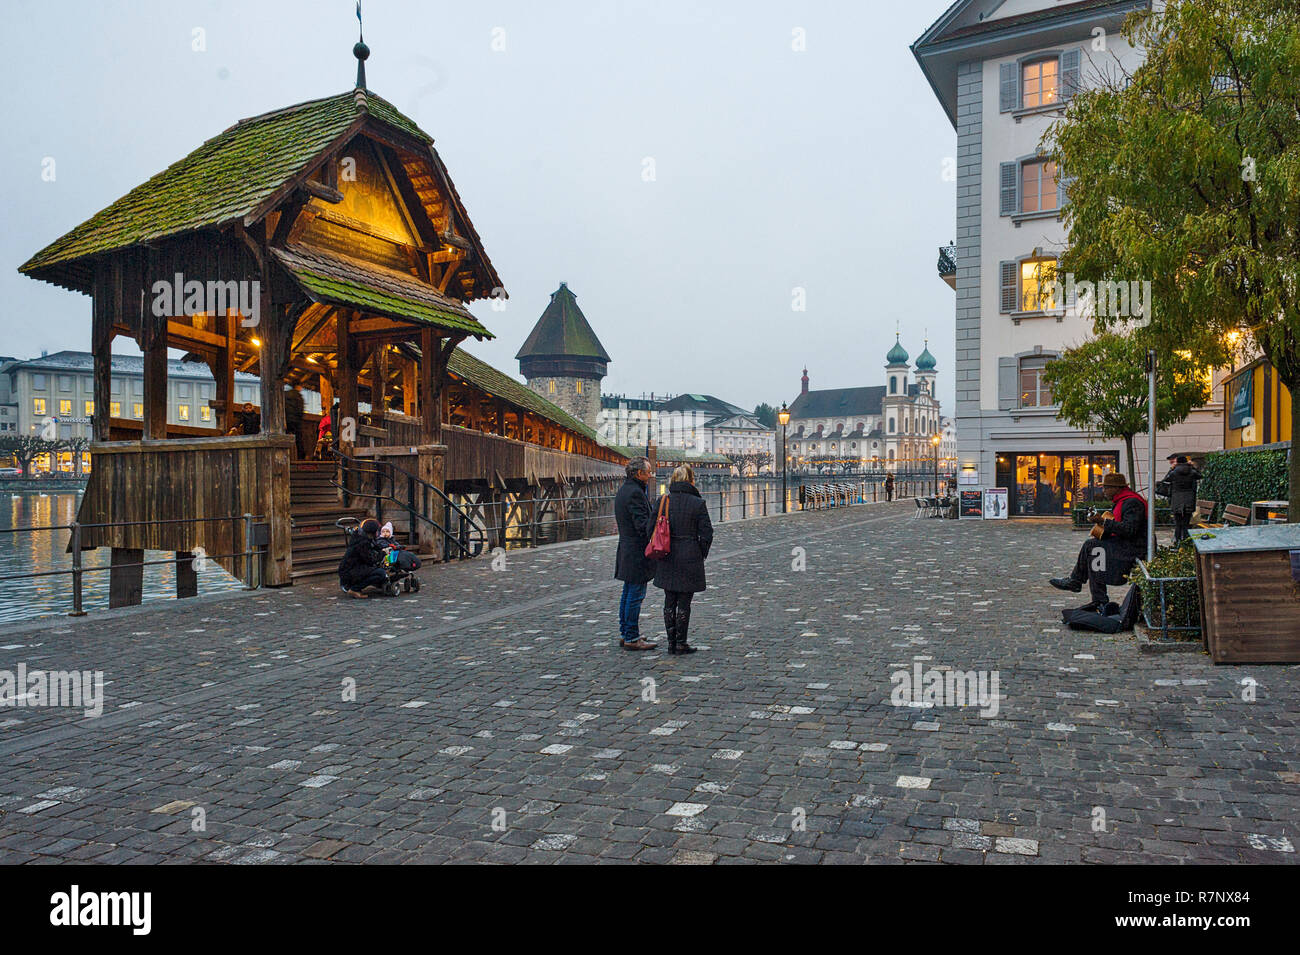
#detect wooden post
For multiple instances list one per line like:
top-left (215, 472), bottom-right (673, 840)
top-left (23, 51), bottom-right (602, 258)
top-left (141, 333), bottom-right (168, 440)
top-left (374, 345), bottom-right (389, 422)
top-left (336, 312), bottom-right (358, 455)
top-left (109, 548), bottom-right (144, 608)
top-left (91, 263), bottom-right (114, 443)
top-left (420, 327), bottom-right (442, 445)
top-left (176, 551), bottom-right (198, 598)
top-left (402, 358), bottom-right (417, 416)
top-left (259, 301), bottom-right (287, 436)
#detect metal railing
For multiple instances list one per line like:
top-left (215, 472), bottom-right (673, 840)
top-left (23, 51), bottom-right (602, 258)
top-left (330, 451), bottom-right (486, 561)
top-left (0, 514), bottom-right (268, 617)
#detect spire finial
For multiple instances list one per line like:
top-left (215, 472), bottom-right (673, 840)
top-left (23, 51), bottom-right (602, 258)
top-left (353, 1), bottom-right (370, 90)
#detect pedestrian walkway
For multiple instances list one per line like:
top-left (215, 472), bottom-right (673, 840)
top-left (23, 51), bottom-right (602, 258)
top-left (0, 502), bottom-right (1295, 864)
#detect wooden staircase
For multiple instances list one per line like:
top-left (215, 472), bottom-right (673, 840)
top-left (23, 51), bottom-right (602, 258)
top-left (289, 461), bottom-right (368, 582)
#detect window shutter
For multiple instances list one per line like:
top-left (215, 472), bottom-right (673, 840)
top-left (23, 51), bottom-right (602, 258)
top-left (999, 261), bottom-right (1018, 313)
top-left (1057, 171), bottom-right (1067, 210)
top-left (1061, 48), bottom-right (1082, 100)
top-left (1000, 162), bottom-right (1019, 215)
top-left (999, 62), bottom-right (1019, 112)
top-left (998, 357), bottom-right (1019, 410)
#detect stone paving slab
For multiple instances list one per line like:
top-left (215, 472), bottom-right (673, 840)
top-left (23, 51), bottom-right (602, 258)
top-left (0, 502), bottom-right (1296, 864)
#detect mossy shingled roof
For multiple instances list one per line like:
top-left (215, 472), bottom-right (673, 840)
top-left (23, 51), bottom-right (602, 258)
top-left (19, 89), bottom-right (432, 283)
top-left (515, 283), bottom-right (611, 362)
top-left (447, 347), bottom-right (600, 442)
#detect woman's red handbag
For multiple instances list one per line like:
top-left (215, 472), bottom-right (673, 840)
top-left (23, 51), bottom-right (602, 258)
top-left (645, 494), bottom-right (671, 560)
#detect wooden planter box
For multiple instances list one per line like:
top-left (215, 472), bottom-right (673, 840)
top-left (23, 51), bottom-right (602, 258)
top-left (1193, 525), bottom-right (1300, 663)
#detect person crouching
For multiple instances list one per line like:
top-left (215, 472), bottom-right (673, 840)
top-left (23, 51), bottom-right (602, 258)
top-left (1049, 472), bottom-right (1147, 609)
top-left (338, 518), bottom-right (388, 598)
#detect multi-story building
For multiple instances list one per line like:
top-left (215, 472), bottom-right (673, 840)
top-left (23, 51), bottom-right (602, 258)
top-left (597, 393), bottom-right (660, 449)
top-left (655, 393), bottom-right (776, 465)
top-left (0, 350), bottom-right (271, 473)
top-left (913, 0), bottom-right (1225, 516)
top-left (785, 338), bottom-right (947, 473)
top-left (516, 283), bottom-right (610, 429)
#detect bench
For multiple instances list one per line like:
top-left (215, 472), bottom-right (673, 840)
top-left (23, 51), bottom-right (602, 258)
top-left (1193, 499), bottom-right (1217, 526)
top-left (1223, 504), bottom-right (1251, 526)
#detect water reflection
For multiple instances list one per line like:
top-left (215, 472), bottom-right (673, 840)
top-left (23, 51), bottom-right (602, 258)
top-left (0, 491), bottom-right (243, 624)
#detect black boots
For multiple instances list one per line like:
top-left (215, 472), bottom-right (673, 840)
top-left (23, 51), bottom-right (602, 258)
top-left (664, 603), bottom-right (696, 655)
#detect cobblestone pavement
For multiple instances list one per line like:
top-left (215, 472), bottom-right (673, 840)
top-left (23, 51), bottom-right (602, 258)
top-left (0, 501), bottom-right (1296, 864)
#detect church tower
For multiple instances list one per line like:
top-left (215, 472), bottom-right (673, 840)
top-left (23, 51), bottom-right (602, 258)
top-left (516, 282), bottom-right (610, 428)
top-left (882, 332), bottom-right (911, 470)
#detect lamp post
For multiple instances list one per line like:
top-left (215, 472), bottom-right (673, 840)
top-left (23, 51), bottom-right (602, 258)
top-left (931, 433), bottom-right (941, 496)
top-left (778, 402), bottom-right (791, 513)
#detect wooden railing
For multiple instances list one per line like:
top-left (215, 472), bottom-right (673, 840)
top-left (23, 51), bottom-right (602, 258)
top-left (441, 425), bottom-right (625, 486)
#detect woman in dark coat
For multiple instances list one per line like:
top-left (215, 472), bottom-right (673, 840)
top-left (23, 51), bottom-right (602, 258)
top-left (1161, 455), bottom-right (1202, 542)
top-left (652, 465), bottom-right (714, 654)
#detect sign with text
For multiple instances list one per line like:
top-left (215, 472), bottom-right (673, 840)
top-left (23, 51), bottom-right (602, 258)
top-left (982, 487), bottom-right (1008, 520)
top-left (959, 489), bottom-right (983, 518)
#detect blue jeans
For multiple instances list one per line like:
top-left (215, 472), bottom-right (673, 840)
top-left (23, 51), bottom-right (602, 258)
top-left (619, 581), bottom-right (647, 640)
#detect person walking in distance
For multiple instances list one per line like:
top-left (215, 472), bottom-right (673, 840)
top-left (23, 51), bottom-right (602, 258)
top-left (651, 465), bottom-right (713, 654)
top-left (613, 456), bottom-right (657, 651)
top-left (884, 472), bottom-right (895, 502)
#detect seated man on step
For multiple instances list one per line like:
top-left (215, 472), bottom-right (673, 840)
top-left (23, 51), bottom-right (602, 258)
top-left (1049, 472), bottom-right (1147, 610)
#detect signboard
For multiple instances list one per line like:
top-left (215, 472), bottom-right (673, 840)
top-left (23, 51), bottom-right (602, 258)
top-left (959, 490), bottom-right (983, 518)
top-left (982, 487), bottom-right (1008, 520)
top-left (1228, 372), bottom-right (1253, 430)
top-left (959, 468), bottom-right (980, 486)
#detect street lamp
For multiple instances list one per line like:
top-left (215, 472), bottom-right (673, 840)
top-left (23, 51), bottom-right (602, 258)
top-left (931, 433), bottom-right (941, 496)
top-left (778, 402), bottom-right (791, 513)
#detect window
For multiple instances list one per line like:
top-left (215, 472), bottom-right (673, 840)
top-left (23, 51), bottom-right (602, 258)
top-left (178, 404), bottom-right (190, 421)
top-left (178, 383), bottom-right (191, 398)
top-left (575, 380), bottom-right (583, 395)
top-left (32, 374), bottom-right (46, 390)
top-left (111, 379), bottom-right (121, 396)
top-left (547, 380), bottom-right (556, 395)
top-left (889, 376), bottom-right (897, 395)
top-left (1019, 356), bottom-right (1054, 408)
top-left (1021, 160), bottom-right (1058, 213)
top-left (888, 417), bottom-right (895, 433)
top-left (1022, 58), bottom-right (1059, 108)
top-left (133, 403), bottom-right (143, 419)
top-left (33, 398), bottom-right (46, 416)
top-left (200, 406), bottom-right (212, 422)
top-left (1002, 257), bottom-right (1062, 313)
top-left (58, 375), bottom-right (73, 392)
top-left (110, 401), bottom-right (121, 417)
top-left (85, 400), bottom-right (94, 416)
top-left (59, 399), bottom-right (72, 416)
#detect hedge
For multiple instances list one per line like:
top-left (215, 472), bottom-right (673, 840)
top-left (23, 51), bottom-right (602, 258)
top-left (1134, 538), bottom-right (1200, 637)
top-left (1197, 446), bottom-right (1289, 514)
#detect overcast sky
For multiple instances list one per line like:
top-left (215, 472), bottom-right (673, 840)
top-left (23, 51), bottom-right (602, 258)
top-left (2, 0), bottom-right (958, 415)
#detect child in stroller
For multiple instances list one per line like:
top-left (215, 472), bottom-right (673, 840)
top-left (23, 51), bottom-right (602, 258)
top-left (336, 517), bottom-right (421, 597)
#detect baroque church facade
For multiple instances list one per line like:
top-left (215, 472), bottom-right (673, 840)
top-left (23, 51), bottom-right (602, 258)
top-left (785, 336), bottom-right (944, 472)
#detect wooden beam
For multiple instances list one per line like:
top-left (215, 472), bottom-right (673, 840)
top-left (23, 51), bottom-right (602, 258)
top-left (91, 261), bottom-right (115, 442)
top-left (337, 311), bottom-right (359, 454)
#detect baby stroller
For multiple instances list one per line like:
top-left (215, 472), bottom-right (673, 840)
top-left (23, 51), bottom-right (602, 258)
top-left (336, 517), bottom-right (422, 595)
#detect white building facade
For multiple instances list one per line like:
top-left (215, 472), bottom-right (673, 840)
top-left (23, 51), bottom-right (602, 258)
top-left (914, 0), bottom-right (1224, 516)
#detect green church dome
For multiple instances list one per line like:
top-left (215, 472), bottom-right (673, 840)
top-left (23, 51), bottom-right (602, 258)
top-left (915, 343), bottom-right (936, 371)
top-left (885, 335), bottom-right (909, 366)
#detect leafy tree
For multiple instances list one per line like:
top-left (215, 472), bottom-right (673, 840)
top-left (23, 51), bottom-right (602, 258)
top-left (1046, 0), bottom-right (1300, 518)
top-left (753, 403), bottom-right (778, 430)
top-left (1041, 333), bottom-right (1209, 480)
top-left (0, 435), bottom-right (64, 475)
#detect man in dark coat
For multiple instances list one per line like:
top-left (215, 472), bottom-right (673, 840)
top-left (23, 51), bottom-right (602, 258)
top-left (1161, 454), bottom-right (1201, 542)
top-left (652, 466), bottom-right (714, 654)
top-left (237, 402), bottom-right (261, 435)
top-left (1049, 472), bottom-right (1148, 609)
top-left (284, 384), bottom-right (306, 459)
top-left (884, 472), bottom-right (895, 502)
top-left (614, 456), bottom-right (657, 651)
top-left (338, 518), bottom-right (389, 598)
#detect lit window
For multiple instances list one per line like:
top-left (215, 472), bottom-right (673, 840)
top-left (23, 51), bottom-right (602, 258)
top-left (85, 400), bottom-right (94, 416)
top-left (1021, 160), bottom-right (1058, 213)
top-left (33, 398), bottom-right (46, 415)
top-left (133, 403), bottom-right (143, 419)
top-left (110, 402), bottom-right (121, 417)
top-left (178, 405), bottom-right (190, 421)
top-left (200, 406), bottom-right (212, 422)
top-left (1022, 58), bottom-right (1059, 109)
top-left (548, 380), bottom-right (556, 395)
top-left (1020, 258), bottom-right (1061, 312)
top-left (1019, 356), bottom-right (1054, 408)
top-left (59, 399), bottom-right (72, 416)
top-left (575, 380), bottom-right (583, 395)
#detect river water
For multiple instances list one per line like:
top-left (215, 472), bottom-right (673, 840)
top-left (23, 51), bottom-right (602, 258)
top-left (0, 490), bottom-right (243, 625)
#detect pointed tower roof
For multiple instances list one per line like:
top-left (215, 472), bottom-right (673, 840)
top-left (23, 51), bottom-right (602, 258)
top-left (515, 283), bottom-right (611, 363)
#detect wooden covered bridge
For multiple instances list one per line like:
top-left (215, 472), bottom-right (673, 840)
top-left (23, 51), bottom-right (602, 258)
top-left (19, 56), bottom-right (625, 601)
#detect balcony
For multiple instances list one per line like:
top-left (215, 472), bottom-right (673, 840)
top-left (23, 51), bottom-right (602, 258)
top-left (937, 242), bottom-right (957, 290)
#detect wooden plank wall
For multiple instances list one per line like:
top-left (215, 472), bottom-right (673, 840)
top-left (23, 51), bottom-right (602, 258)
top-left (77, 434), bottom-right (295, 586)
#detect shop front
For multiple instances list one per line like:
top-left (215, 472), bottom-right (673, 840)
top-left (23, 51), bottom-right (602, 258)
top-left (994, 451), bottom-right (1120, 517)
